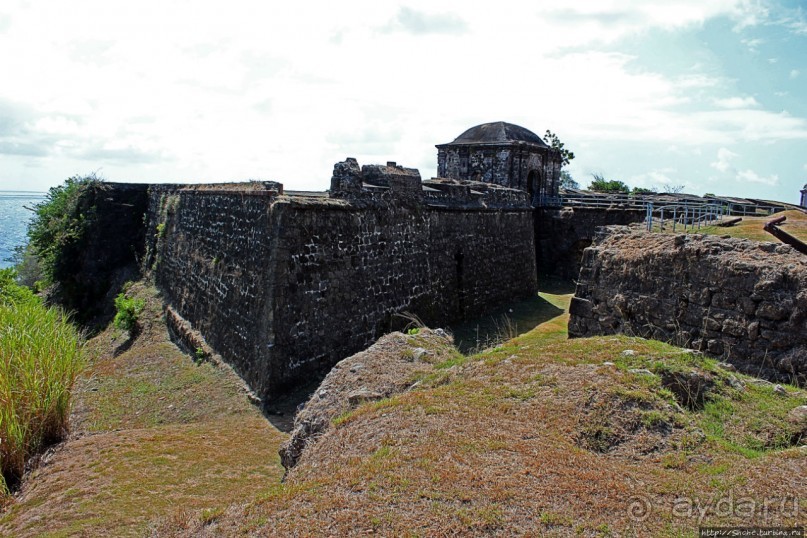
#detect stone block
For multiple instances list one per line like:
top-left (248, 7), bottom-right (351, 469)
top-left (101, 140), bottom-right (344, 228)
top-left (757, 301), bottom-right (791, 321)
top-left (721, 319), bottom-right (746, 337)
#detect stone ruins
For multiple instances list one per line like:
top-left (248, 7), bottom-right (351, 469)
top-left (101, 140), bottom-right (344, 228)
top-left (64, 121), bottom-right (805, 401)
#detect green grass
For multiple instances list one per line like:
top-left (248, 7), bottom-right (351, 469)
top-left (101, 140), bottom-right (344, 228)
top-left (653, 209), bottom-right (807, 243)
top-left (449, 276), bottom-right (573, 353)
top-left (113, 292), bottom-right (145, 334)
top-left (3, 276), bottom-right (805, 536)
top-left (0, 281), bottom-right (287, 536)
top-left (0, 298), bottom-right (85, 493)
top-left (604, 342), bottom-right (806, 457)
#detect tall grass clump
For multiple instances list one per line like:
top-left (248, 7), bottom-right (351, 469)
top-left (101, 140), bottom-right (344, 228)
top-left (0, 272), bottom-right (85, 494)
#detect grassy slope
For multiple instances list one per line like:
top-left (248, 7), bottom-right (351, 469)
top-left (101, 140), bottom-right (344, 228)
top-left (682, 209), bottom-right (807, 243)
top-left (0, 283), bottom-right (286, 537)
top-left (1, 279), bottom-right (805, 536)
top-left (156, 282), bottom-right (807, 537)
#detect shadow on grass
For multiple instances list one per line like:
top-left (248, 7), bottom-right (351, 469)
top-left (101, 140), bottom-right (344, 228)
top-left (449, 277), bottom-right (574, 355)
top-left (536, 275), bottom-right (577, 295)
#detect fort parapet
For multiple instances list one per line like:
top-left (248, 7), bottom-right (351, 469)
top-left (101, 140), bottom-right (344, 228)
top-left (569, 227), bottom-right (807, 384)
top-left (140, 159), bottom-right (537, 399)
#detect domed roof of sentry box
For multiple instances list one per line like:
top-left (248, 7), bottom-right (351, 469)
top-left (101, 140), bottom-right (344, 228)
top-left (446, 121), bottom-right (549, 147)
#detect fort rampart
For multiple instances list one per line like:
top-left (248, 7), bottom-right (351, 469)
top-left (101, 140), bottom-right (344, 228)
top-left (568, 227), bottom-right (807, 384)
top-left (136, 160), bottom-right (537, 399)
top-left (535, 207), bottom-right (646, 278)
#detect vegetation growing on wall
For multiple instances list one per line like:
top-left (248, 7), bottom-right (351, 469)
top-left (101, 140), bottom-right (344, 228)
top-left (27, 174), bottom-right (103, 287)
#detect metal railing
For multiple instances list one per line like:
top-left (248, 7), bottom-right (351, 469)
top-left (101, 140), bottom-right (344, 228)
top-left (551, 192), bottom-right (651, 209)
top-left (537, 191), bottom-right (784, 232)
top-left (644, 202), bottom-right (728, 232)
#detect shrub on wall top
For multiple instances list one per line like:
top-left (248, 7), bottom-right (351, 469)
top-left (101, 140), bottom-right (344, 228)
top-left (27, 174), bottom-right (103, 287)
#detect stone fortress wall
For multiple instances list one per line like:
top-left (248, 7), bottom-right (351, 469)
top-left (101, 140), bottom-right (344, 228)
top-left (71, 121), bottom-right (802, 401)
top-left (568, 227), bottom-right (807, 384)
top-left (142, 159), bottom-right (537, 399)
top-left (535, 207), bottom-right (647, 278)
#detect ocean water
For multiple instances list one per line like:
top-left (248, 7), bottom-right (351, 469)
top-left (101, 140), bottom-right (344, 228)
top-left (0, 191), bottom-right (45, 269)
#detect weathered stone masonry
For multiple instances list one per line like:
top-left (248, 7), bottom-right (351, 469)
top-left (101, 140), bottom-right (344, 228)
top-left (436, 121), bottom-right (562, 205)
top-left (145, 183), bottom-right (281, 395)
top-left (70, 121), bottom-right (645, 399)
top-left (568, 227), bottom-right (807, 384)
top-left (535, 207), bottom-right (646, 278)
top-left (143, 161), bottom-right (537, 399)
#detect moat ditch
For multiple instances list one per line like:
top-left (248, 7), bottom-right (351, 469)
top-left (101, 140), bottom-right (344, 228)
top-left (255, 276), bottom-right (575, 433)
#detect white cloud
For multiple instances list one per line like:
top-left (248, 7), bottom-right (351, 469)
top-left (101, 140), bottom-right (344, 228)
top-left (714, 96), bottom-right (759, 109)
top-left (791, 69), bottom-right (800, 79)
top-left (741, 37), bottom-right (764, 52)
top-left (783, 10), bottom-right (807, 35)
top-left (0, 0), bottom-right (803, 203)
top-left (626, 169), bottom-right (684, 190)
top-left (730, 0), bottom-right (770, 31)
top-left (690, 110), bottom-right (807, 144)
top-left (381, 7), bottom-right (468, 35)
top-left (736, 169), bottom-right (778, 185)
top-left (711, 147), bottom-right (738, 173)
top-left (546, 1), bottom-right (763, 34)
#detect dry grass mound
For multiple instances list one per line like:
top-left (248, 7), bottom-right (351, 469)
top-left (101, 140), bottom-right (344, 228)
top-left (153, 287), bottom-right (807, 537)
top-left (280, 328), bottom-right (458, 470)
top-left (3, 281), bottom-right (805, 536)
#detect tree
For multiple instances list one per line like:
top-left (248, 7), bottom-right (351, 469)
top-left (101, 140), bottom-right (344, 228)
top-left (559, 170), bottom-right (579, 189)
top-left (631, 186), bottom-right (655, 195)
top-left (663, 184), bottom-right (685, 194)
top-left (543, 130), bottom-right (575, 167)
top-left (588, 173), bottom-right (629, 193)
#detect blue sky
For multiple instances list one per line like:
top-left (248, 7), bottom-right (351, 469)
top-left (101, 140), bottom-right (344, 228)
top-left (0, 1), bottom-right (805, 204)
